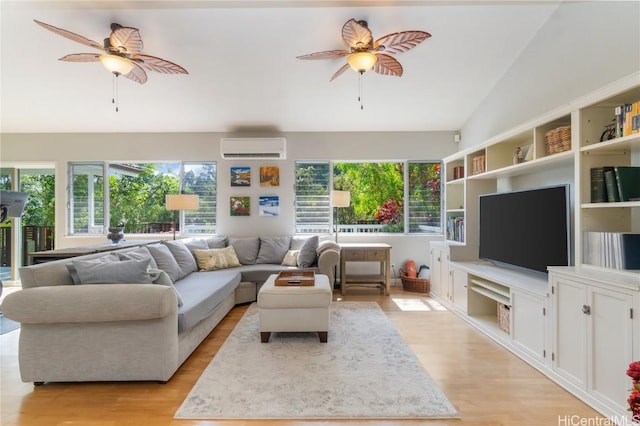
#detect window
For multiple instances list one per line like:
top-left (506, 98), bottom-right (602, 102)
top-left (294, 160), bottom-right (441, 234)
top-left (295, 162), bottom-right (330, 233)
top-left (69, 162), bottom-right (216, 235)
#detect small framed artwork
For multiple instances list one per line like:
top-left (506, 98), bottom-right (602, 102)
top-left (260, 166), bottom-right (280, 187)
top-left (230, 167), bottom-right (251, 187)
top-left (259, 195), bottom-right (279, 216)
top-left (230, 196), bottom-right (250, 216)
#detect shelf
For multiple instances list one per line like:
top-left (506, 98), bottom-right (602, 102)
top-left (467, 150), bottom-right (573, 180)
top-left (469, 284), bottom-right (510, 305)
top-left (343, 274), bottom-right (385, 284)
top-left (446, 208), bottom-right (464, 213)
top-left (581, 201), bottom-right (640, 208)
top-left (581, 133), bottom-right (639, 153)
top-left (446, 178), bottom-right (465, 185)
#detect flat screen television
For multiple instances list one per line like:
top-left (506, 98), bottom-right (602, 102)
top-left (478, 185), bottom-right (570, 273)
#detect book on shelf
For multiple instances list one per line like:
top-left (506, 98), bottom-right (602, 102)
top-left (616, 101), bottom-right (640, 137)
top-left (614, 166), bottom-right (640, 202)
top-left (590, 167), bottom-right (614, 203)
top-left (603, 170), bottom-right (621, 202)
top-left (446, 216), bottom-right (464, 243)
top-left (583, 232), bottom-right (640, 270)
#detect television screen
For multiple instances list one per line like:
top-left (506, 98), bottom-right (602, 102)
top-left (479, 185), bottom-right (570, 273)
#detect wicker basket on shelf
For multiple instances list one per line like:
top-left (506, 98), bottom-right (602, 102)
top-left (399, 271), bottom-right (430, 294)
top-left (544, 125), bottom-right (571, 155)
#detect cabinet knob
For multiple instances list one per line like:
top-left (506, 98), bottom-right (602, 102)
top-left (582, 305), bottom-right (591, 315)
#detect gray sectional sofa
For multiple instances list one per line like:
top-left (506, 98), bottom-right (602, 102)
top-left (1, 235), bottom-right (340, 385)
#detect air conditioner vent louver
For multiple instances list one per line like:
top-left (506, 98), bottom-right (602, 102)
top-left (220, 138), bottom-right (286, 160)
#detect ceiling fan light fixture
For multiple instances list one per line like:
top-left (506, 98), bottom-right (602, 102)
top-left (99, 54), bottom-right (134, 75)
top-left (347, 51), bottom-right (377, 73)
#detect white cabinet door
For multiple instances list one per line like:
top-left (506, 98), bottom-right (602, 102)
top-left (451, 266), bottom-right (468, 311)
top-left (429, 244), bottom-right (448, 299)
top-left (511, 290), bottom-right (545, 362)
top-left (552, 275), bottom-right (588, 389)
top-left (589, 285), bottom-right (634, 413)
top-left (429, 247), bottom-right (442, 297)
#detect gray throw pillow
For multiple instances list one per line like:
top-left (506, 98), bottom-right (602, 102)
top-left (66, 253), bottom-right (119, 284)
top-left (73, 258), bottom-right (152, 284)
top-left (256, 236), bottom-right (291, 264)
top-left (183, 239), bottom-right (208, 252)
top-left (206, 236), bottom-right (228, 249)
top-left (228, 237), bottom-right (260, 265)
top-left (146, 243), bottom-right (184, 283)
top-left (117, 246), bottom-right (158, 269)
top-left (292, 235), bottom-right (318, 268)
top-left (163, 240), bottom-right (198, 277)
top-left (148, 268), bottom-right (183, 307)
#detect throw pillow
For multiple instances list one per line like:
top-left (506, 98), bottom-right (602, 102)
top-left (256, 236), bottom-right (291, 264)
top-left (292, 235), bottom-right (319, 268)
top-left (148, 268), bottom-right (183, 307)
top-left (117, 246), bottom-right (158, 269)
top-left (163, 240), bottom-right (198, 277)
top-left (228, 236), bottom-right (260, 265)
top-left (281, 250), bottom-right (300, 266)
top-left (316, 240), bottom-right (340, 256)
top-left (183, 239), bottom-right (208, 253)
top-left (66, 253), bottom-right (119, 285)
top-left (73, 258), bottom-right (152, 284)
top-left (192, 246), bottom-right (242, 271)
top-left (205, 235), bottom-right (228, 249)
top-left (146, 243), bottom-right (184, 283)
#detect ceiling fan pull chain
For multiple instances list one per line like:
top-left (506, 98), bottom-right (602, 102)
top-left (358, 71), bottom-right (364, 110)
top-left (111, 73), bottom-right (121, 112)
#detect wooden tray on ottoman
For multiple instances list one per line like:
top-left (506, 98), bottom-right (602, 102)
top-left (275, 270), bottom-right (316, 286)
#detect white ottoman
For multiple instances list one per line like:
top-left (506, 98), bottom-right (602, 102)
top-left (257, 274), bottom-right (332, 343)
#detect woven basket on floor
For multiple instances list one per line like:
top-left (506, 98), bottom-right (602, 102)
top-left (399, 274), bottom-right (430, 294)
top-left (545, 125), bottom-right (571, 155)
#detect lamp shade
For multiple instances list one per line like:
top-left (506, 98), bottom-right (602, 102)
top-left (166, 194), bottom-right (199, 211)
top-left (347, 52), bottom-right (378, 73)
top-left (99, 54), bottom-right (134, 75)
top-left (330, 190), bottom-right (351, 208)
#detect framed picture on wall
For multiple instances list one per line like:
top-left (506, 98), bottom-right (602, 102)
top-left (259, 195), bottom-right (279, 216)
top-left (230, 167), bottom-right (251, 186)
top-left (230, 196), bottom-right (250, 216)
top-left (260, 166), bottom-right (280, 187)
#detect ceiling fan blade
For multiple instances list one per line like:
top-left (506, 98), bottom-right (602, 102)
top-left (34, 19), bottom-right (103, 51)
top-left (342, 19), bottom-right (373, 49)
top-left (374, 31), bottom-right (431, 55)
top-left (373, 54), bottom-right (403, 77)
top-left (123, 62), bottom-right (148, 84)
top-left (297, 50), bottom-right (349, 60)
top-left (59, 53), bottom-right (101, 63)
top-left (133, 54), bottom-right (188, 74)
top-left (109, 25), bottom-right (143, 55)
top-left (329, 63), bottom-right (350, 82)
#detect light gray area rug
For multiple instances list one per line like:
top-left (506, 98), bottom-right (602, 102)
top-left (175, 301), bottom-right (458, 420)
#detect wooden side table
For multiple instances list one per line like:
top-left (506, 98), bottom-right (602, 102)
top-left (339, 243), bottom-right (392, 296)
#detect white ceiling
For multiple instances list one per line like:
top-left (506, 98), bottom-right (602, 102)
top-left (0, 1), bottom-right (560, 134)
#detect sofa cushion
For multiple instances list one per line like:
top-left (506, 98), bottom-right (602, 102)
top-left (148, 268), bottom-right (183, 307)
top-left (146, 243), bottom-right (184, 283)
top-left (73, 258), bottom-right (152, 284)
top-left (236, 264), bottom-right (301, 283)
top-left (163, 240), bottom-right (198, 277)
top-left (117, 246), bottom-right (158, 269)
top-left (174, 269), bottom-right (241, 333)
top-left (206, 236), bottom-right (228, 249)
top-left (291, 235), bottom-right (319, 268)
top-left (281, 250), bottom-right (300, 266)
top-left (192, 246), bottom-right (241, 271)
top-left (183, 238), bottom-right (208, 252)
top-left (256, 236), bottom-right (291, 264)
top-left (66, 253), bottom-right (119, 284)
top-left (228, 237), bottom-right (260, 265)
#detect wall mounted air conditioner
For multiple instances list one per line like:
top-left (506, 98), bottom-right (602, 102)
top-left (220, 138), bottom-right (286, 160)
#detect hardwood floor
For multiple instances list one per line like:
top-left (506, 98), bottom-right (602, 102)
top-left (1, 286), bottom-right (604, 426)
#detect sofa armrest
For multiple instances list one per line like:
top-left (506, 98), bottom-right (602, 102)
top-left (1, 284), bottom-right (177, 324)
top-left (317, 248), bottom-right (340, 287)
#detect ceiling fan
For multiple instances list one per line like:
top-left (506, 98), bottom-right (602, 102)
top-left (297, 18), bottom-right (431, 82)
top-left (34, 19), bottom-right (188, 110)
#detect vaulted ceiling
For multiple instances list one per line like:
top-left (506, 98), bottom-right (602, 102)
top-left (1, 1), bottom-right (559, 133)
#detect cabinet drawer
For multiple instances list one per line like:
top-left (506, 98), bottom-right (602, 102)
top-left (366, 250), bottom-right (387, 261)
top-left (343, 250), bottom-right (365, 261)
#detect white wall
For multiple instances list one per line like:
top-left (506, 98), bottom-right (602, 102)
top-left (460, 1), bottom-right (640, 149)
top-left (0, 130), bottom-right (457, 270)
